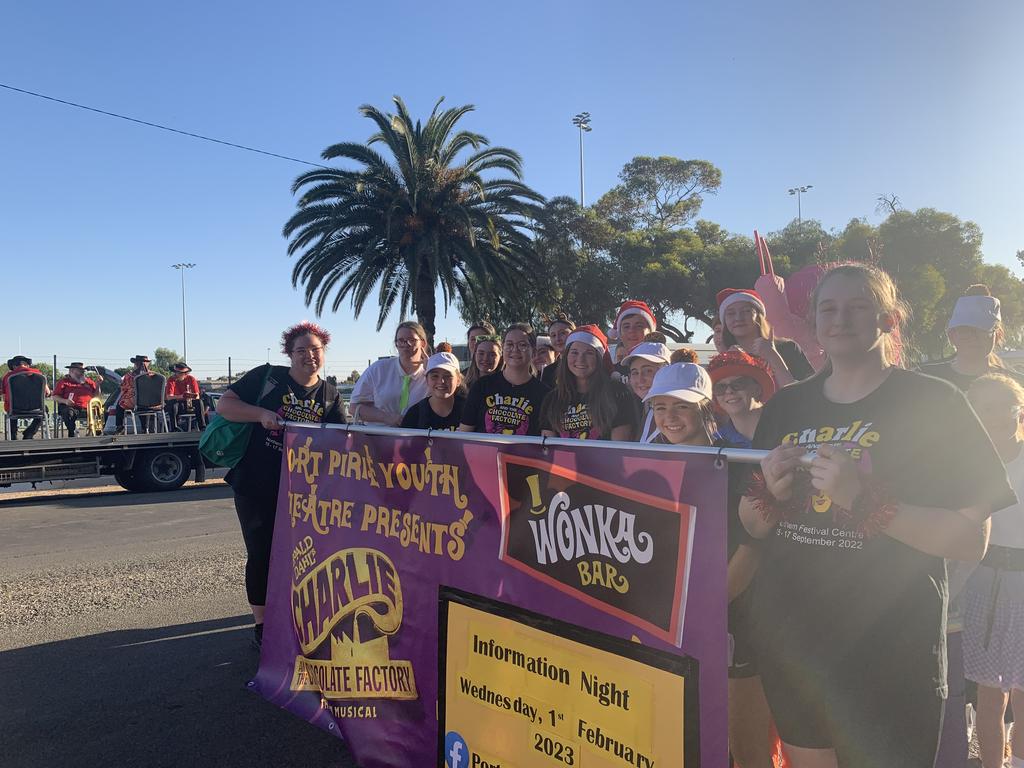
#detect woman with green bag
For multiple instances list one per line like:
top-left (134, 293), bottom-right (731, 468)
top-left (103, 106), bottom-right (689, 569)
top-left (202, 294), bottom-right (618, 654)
top-left (216, 321), bottom-right (346, 650)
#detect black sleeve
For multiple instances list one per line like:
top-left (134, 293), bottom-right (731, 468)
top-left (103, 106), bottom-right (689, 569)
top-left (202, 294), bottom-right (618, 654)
top-left (228, 364), bottom-right (272, 406)
top-left (778, 340), bottom-right (814, 381)
top-left (400, 399), bottom-right (425, 429)
top-left (612, 383), bottom-right (640, 429)
top-left (461, 380), bottom-right (484, 429)
top-left (917, 386), bottom-right (1017, 514)
top-left (325, 389), bottom-right (346, 424)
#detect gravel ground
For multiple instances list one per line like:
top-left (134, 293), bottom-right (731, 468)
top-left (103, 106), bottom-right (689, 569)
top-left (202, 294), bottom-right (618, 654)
top-left (0, 486), bottom-right (358, 767)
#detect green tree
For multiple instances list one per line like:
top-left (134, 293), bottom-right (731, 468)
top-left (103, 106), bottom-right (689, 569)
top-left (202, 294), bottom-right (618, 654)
top-left (284, 96), bottom-right (545, 344)
top-left (153, 347), bottom-right (182, 373)
top-left (595, 156), bottom-right (722, 232)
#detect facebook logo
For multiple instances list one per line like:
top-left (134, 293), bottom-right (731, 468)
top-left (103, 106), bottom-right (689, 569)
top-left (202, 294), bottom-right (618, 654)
top-left (444, 731), bottom-right (469, 768)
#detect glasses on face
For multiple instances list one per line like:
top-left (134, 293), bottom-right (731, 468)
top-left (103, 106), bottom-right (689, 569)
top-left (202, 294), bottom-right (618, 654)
top-left (713, 377), bottom-right (753, 396)
top-left (395, 337), bottom-right (420, 348)
top-left (292, 346), bottom-right (324, 357)
top-left (504, 341), bottom-right (531, 352)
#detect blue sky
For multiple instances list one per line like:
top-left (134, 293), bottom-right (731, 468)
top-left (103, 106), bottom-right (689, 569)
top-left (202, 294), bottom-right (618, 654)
top-left (3, 0), bottom-right (1022, 380)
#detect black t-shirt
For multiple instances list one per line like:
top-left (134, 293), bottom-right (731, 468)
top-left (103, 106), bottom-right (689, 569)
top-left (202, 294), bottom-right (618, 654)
top-left (541, 362), bottom-right (559, 389)
top-left (775, 338), bottom-right (814, 381)
top-left (540, 380), bottom-right (636, 440)
top-left (399, 395), bottom-right (465, 431)
top-left (749, 367), bottom-right (1015, 694)
top-left (918, 360), bottom-right (1024, 392)
top-left (461, 372), bottom-right (550, 436)
top-left (225, 364), bottom-right (346, 497)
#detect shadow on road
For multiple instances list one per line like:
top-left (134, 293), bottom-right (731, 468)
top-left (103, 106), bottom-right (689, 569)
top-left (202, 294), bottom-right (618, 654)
top-left (0, 614), bottom-right (358, 768)
top-left (1, 482), bottom-right (235, 510)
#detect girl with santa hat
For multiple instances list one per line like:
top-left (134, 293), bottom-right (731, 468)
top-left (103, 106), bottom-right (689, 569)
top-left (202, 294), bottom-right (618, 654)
top-left (717, 288), bottom-right (813, 387)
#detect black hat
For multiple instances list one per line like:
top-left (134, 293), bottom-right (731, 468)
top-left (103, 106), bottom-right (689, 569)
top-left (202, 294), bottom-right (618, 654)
top-left (8, 356), bottom-right (31, 368)
top-left (130, 355), bottom-right (152, 364)
top-left (66, 362), bottom-right (86, 369)
top-left (172, 362), bottom-right (192, 373)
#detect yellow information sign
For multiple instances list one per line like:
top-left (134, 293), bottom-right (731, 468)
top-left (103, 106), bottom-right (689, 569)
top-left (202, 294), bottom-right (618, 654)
top-left (439, 589), bottom-right (699, 768)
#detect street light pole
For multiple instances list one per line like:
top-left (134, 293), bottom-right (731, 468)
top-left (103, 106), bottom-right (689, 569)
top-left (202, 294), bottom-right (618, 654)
top-left (572, 112), bottom-right (592, 207)
top-left (171, 263), bottom-right (196, 362)
top-left (787, 185), bottom-right (813, 229)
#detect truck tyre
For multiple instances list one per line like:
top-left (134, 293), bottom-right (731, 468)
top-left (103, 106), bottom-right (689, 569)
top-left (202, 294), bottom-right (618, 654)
top-left (134, 449), bottom-right (192, 492)
top-left (114, 469), bottom-right (144, 492)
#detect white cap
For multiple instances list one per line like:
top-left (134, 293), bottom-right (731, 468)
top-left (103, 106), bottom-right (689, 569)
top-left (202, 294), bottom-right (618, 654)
top-left (623, 342), bottom-right (671, 368)
top-left (643, 363), bottom-right (713, 404)
top-left (948, 295), bottom-right (1000, 332)
top-left (425, 352), bottom-right (461, 376)
top-left (535, 335), bottom-right (554, 350)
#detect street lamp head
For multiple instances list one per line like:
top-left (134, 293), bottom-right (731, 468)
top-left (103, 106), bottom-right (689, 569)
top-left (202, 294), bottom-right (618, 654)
top-left (572, 112), bottom-right (592, 130)
top-left (171, 262), bottom-right (196, 269)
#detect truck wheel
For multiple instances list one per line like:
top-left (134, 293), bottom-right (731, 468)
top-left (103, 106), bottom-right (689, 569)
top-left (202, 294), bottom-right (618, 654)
top-left (114, 469), bottom-right (144, 492)
top-left (134, 449), bottom-right (192, 492)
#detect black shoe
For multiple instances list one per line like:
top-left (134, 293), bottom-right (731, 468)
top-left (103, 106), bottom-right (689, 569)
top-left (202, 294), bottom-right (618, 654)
top-left (251, 623), bottom-right (263, 651)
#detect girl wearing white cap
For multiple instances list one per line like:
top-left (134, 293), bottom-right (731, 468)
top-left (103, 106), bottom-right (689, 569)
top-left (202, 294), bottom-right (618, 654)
top-left (533, 336), bottom-right (557, 376)
top-left (717, 288), bottom-right (813, 386)
top-left (644, 362), bottom-right (775, 767)
top-left (739, 263), bottom-right (1014, 767)
top-left (540, 325), bottom-right (635, 441)
top-left (399, 351), bottom-right (466, 431)
top-left (920, 284), bottom-right (1024, 391)
top-left (621, 341), bottom-right (672, 442)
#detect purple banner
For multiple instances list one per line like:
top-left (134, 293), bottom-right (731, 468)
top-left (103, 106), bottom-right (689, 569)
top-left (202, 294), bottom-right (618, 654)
top-left (252, 426), bottom-right (727, 766)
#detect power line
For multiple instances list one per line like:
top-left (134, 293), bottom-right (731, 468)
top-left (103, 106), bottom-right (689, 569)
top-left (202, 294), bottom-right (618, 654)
top-left (0, 82), bottom-right (328, 168)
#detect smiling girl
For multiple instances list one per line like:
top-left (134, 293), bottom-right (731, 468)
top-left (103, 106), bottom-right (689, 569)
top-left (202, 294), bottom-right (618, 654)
top-left (739, 263), bottom-right (1015, 767)
top-left (400, 352), bottom-right (465, 431)
top-left (540, 325), bottom-right (635, 441)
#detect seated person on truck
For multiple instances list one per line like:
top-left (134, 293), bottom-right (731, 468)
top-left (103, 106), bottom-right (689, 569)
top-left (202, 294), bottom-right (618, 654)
top-left (165, 362), bottom-right (205, 431)
top-left (116, 355), bottom-right (160, 433)
top-left (3, 356), bottom-right (50, 439)
top-left (52, 362), bottom-right (101, 437)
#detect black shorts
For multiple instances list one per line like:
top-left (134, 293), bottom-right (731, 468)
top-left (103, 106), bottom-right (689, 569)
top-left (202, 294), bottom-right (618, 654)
top-left (728, 589), bottom-right (758, 679)
top-left (757, 650), bottom-right (944, 766)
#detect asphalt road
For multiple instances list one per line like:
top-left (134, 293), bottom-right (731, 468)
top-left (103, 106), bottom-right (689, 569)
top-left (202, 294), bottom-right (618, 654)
top-left (0, 483), bottom-right (358, 768)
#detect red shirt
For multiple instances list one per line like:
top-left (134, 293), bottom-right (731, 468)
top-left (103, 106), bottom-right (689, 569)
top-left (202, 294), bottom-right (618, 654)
top-left (166, 374), bottom-right (199, 399)
top-left (54, 375), bottom-right (100, 408)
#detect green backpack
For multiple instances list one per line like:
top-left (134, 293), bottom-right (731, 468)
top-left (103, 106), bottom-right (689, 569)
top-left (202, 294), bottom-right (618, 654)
top-left (199, 366), bottom-right (273, 468)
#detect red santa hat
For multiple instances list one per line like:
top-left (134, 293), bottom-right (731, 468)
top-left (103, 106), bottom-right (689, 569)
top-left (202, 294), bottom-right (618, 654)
top-left (716, 288), bottom-right (766, 322)
top-left (565, 324), bottom-right (609, 353)
top-left (613, 300), bottom-right (657, 335)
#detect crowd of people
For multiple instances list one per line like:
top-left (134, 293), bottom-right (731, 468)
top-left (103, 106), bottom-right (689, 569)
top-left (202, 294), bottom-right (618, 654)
top-left (200, 263), bottom-right (1024, 768)
top-left (1, 355), bottom-right (208, 438)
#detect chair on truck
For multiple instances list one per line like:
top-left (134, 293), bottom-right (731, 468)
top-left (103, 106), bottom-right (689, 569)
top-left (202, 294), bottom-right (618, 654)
top-left (4, 370), bottom-right (51, 440)
top-left (125, 373), bottom-right (169, 434)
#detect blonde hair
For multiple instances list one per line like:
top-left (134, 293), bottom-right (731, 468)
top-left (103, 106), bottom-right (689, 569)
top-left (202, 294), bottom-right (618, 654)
top-left (810, 263), bottom-right (910, 365)
top-left (970, 373), bottom-right (1024, 438)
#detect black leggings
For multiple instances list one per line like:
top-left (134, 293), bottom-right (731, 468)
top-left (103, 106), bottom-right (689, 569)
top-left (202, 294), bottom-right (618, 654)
top-left (233, 492), bottom-right (278, 607)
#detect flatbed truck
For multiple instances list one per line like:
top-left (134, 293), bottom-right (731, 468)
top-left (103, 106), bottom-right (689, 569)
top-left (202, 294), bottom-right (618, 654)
top-left (0, 432), bottom-right (209, 492)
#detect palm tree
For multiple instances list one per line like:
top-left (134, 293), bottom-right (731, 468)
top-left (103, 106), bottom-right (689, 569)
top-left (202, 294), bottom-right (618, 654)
top-left (284, 96), bottom-right (545, 343)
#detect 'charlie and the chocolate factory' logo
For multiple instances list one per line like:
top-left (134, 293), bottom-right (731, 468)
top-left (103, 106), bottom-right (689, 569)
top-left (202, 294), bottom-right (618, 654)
top-left (497, 455), bottom-right (695, 645)
top-left (289, 547), bottom-right (417, 701)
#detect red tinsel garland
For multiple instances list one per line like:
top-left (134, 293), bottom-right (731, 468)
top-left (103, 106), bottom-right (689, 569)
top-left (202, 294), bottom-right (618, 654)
top-left (746, 471), bottom-right (897, 538)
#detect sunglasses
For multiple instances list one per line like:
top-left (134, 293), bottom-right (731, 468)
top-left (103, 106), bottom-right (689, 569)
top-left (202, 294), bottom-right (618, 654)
top-left (713, 377), bottom-right (754, 396)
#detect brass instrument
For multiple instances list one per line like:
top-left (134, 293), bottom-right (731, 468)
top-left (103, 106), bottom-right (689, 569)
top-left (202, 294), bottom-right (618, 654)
top-left (86, 397), bottom-right (105, 437)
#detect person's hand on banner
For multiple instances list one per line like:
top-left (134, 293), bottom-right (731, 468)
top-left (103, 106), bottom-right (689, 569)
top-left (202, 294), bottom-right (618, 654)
top-left (808, 444), bottom-right (863, 511)
top-left (760, 445), bottom-right (808, 501)
top-left (260, 409), bottom-right (285, 430)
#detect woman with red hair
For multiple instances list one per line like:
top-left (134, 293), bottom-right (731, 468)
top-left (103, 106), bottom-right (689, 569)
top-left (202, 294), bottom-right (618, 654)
top-left (217, 321), bottom-right (346, 649)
